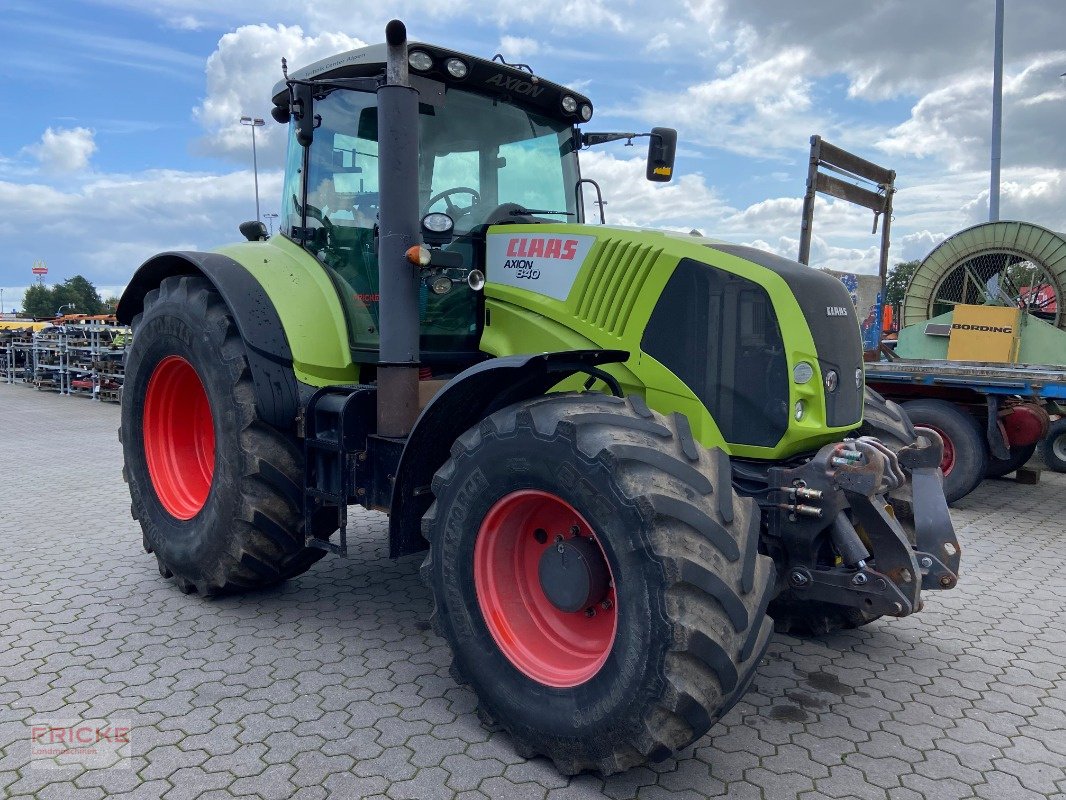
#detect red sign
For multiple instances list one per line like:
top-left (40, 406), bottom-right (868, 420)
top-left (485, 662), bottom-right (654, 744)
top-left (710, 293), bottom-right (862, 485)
top-left (31, 266), bottom-right (47, 275)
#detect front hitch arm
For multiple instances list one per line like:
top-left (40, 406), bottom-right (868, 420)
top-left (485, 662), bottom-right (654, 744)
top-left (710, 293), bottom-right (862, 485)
top-left (897, 427), bottom-right (961, 589)
top-left (768, 433), bottom-right (958, 618)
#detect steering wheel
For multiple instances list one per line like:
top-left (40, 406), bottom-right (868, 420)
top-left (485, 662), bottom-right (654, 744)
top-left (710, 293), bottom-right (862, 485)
top-left (424, 186), bottom-right (480, 217)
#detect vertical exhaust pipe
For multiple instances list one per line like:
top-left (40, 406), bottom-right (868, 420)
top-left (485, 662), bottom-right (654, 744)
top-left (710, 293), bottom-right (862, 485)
top-left (376, 19), bottom-right (421, 437)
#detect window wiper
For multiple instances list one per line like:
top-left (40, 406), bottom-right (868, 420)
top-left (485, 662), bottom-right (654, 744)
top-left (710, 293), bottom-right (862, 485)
top-left (509, 208), bottom-right (575, 216)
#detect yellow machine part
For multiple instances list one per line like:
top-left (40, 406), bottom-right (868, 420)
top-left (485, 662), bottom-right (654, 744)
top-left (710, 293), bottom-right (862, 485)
top-left (946, 304), bottom-right (1021, 363)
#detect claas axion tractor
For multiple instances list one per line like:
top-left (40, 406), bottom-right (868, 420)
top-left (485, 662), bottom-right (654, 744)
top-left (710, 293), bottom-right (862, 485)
top-left (117, 21), bottom-right (960, 775)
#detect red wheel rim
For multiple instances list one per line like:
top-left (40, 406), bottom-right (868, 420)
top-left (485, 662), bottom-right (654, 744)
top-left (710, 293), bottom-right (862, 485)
top-left (474, 490), bottom-right (617, 688)
top-left (924, 424), bottom-right (955, 475)
top-left (143, 356), bottom-right (215, 520)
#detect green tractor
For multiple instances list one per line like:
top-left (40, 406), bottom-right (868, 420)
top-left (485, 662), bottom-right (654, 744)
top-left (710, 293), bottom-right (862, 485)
top-left (117, 21), bottom-right (959, 775)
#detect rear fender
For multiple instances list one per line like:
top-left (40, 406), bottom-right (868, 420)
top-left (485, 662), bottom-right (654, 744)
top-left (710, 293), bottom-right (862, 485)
top-left (388, 349), bottom-right (629, 557)
top-left (117, 251), bottom-right (300, 431)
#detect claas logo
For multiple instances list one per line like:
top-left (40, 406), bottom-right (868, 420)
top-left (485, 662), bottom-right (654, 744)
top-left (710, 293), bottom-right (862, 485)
top-left (505, 238), bottom-right (580, 260)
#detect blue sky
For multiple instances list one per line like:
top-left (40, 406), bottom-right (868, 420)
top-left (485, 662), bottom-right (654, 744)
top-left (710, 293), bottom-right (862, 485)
top-left (1, 0), bottom-right (1063, 310)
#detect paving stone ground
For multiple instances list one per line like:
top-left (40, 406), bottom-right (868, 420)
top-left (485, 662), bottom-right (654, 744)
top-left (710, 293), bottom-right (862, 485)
top-left (1, 382), bottom-right (1065, 800)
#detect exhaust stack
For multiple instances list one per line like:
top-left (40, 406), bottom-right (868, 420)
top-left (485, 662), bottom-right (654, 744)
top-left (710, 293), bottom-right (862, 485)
top-left (375, 19), bottom-right (422, 437)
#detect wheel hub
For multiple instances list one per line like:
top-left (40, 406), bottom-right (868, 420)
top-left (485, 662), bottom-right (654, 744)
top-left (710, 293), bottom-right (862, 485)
top-left (143, 355), bottom-right (215, 520)
top-left (473, 490), bottom-right (617, 688)
top-left (538, 536), bottom-right (611, 613)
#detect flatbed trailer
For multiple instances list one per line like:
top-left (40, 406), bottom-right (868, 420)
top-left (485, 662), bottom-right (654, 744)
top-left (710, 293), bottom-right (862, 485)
top-left (866, 358), bottom-right (1066, 502)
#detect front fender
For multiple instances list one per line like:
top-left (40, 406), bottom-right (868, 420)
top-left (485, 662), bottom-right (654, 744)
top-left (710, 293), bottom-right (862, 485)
top-left (117, 250), bottom-right (301, 431)
top-left (388, 349), bottom-right (629, 557)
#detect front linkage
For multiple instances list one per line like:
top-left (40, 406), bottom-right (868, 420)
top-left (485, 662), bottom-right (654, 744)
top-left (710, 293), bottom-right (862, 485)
top-left (767, 429), bottom-right (961, 618)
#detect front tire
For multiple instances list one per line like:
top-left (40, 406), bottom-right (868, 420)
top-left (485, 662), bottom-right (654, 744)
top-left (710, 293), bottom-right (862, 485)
top-left (422, 393), bottom-right (775, 775)
top-left (120, 275), bottom-right (329, 595)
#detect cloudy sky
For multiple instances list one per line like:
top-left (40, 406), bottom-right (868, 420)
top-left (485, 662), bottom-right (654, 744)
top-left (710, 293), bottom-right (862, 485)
top-left (1, 0), bottom-right (1063, 310)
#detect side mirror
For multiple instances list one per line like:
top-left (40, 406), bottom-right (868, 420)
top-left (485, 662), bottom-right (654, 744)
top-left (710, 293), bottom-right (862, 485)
top-left (646, 127), bottom-right (677, 182)
top-left (294, 82), bottom-right (315, 147)
top-left (239, 220), bottom-right (268, 242)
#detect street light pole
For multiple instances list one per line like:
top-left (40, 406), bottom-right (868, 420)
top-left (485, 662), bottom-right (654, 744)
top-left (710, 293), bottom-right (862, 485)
top-left (239, 116), bottom-right (265, 222)
top-left (989, 0), bottom-right (1004, 222)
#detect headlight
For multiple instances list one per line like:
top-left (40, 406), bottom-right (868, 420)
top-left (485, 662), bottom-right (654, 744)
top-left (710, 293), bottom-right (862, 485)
top-left (794, 400), bottom-right (806, 421)
top-left (445, 58), bottom-right (468, 78)
top-left (421, 212), bottom-right (454, 234)
top-left (824, 370), bottom-right (838, 392)
top-left (793, 361), bottom-right (813, 384)
top-left (580, 104), bottom-right (593, 121)
top-left (430, 275), bottom-right (452, 295)
top-left (408, 51), bottom-right (433, 71)
top-left (561, 95), bottom-right (578, 114)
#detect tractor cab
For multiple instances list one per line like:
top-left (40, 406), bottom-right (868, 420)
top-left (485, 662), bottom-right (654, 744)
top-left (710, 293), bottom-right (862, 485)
top-left (271, 43), bottom-right (593, 367)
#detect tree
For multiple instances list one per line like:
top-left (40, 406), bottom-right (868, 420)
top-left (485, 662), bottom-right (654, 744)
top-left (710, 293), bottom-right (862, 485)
top-left (20, 275), bottom-right (105, 318)
top-left (884, 260), bottom-right (920, 306)
top-left (59, 276), bottom-right (104, 315)
top-left (22, 284), bottom-right (54, 318)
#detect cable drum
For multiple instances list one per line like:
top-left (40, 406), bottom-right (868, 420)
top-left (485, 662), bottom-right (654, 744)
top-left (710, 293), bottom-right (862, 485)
top-left (902, 221), bottom-right (1066, 331)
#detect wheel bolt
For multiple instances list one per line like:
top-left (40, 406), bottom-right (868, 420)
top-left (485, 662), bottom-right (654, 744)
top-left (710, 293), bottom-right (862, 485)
top-left (600, 599), bottom-right (613, 611)
top-left (570, 525), bottom-right (581, 537)
top-left (585, 608), bottom-right (596, 618)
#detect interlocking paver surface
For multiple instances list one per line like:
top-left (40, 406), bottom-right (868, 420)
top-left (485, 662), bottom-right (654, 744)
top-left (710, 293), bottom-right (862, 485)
top-left (2, 383), bottom-right (1065, 799)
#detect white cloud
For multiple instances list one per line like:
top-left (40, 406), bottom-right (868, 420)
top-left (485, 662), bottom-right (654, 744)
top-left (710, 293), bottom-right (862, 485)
top-left (0, 168), bottom-right (282, 286)
top-left (194, 24), bottom-right (367, 162)
top-left (497, 36), bottom-right (539, 61)
top-left (22, 127), bottom-right (96, 174)
top-left (166, 15), bottom-right (205, 31)
top-left (579, 151), bottom-right (729, 228)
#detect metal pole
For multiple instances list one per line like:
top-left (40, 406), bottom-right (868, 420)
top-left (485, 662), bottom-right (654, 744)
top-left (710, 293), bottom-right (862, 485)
top-left (375, 19), bottom-right (422, 438)
top-left (798, 136), bottom-right (821, 265)
top-left (240, 116), bottom-right (265, 222)
top-left (989, 0), bottom-right (1004, 222)
top-left (876, 178), bottom-right (895, 352)
top-left (252, 124), bottom-right (261, 222)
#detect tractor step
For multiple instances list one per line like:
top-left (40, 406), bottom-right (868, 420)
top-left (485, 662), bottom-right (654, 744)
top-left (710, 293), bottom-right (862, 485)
top-left (302, 385), bottom-right (377, 558)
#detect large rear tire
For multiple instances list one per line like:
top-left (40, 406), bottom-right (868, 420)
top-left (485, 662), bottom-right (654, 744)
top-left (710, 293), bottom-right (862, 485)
top-left (120, 275), bottom-right (329, 595)
top-left (422, 393), bottom-right (775, 775)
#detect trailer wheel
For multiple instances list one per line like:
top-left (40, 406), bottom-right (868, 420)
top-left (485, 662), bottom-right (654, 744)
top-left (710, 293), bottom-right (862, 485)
top-left (422, 392), bottom-right (774, 775)
top-left (1041, 418), bottom-right (1066, 473)
top-left (901, 399), bottom-right (986, 503)
top-left (986, 444), bottom-right (1037, 478)
top-left (120, 275), bottom-right (330, 595)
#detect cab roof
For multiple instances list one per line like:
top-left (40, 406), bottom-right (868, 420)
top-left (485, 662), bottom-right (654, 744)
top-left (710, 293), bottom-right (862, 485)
top-left (270, 41), bottom-right (593, 126)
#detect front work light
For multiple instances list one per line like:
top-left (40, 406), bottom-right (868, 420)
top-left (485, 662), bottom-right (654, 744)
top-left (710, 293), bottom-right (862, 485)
top-left (408, 51), bottom-right (433, 71)
top-left (445, 58), bottom-right (468, 78)
top-left (561, 95), bottom-right (578, 114)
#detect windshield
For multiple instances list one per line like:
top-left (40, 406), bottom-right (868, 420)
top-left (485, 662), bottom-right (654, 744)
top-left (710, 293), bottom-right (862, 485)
top-left (417, 87), bottom-right (580, 229)
top-left (280, 85), bottom-right (579, 358)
